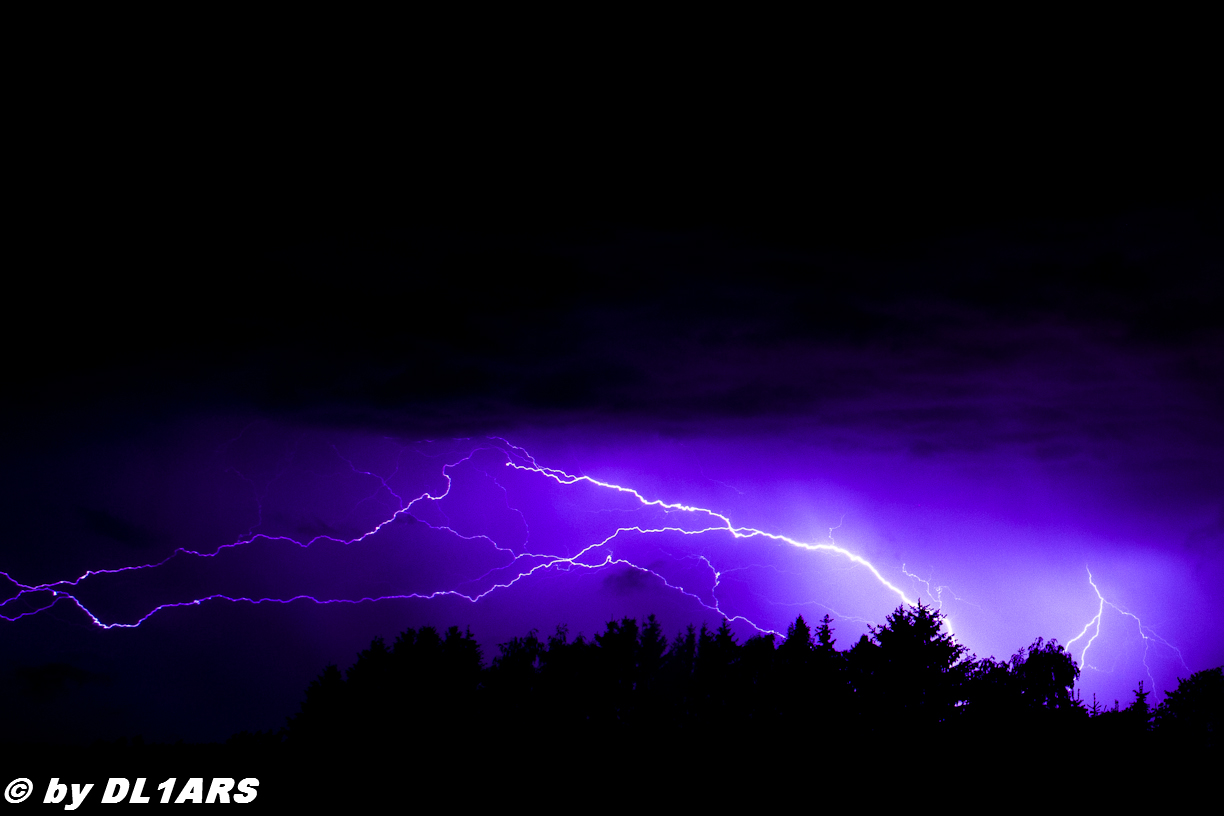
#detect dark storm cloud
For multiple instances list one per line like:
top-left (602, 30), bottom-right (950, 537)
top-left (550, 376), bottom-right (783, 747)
top-left (601, 564), bottom-right (658, 596)
top-left (9, 199), bottom-right (1216, 454)
top-left (1186, 508), bottom-right (1224, 556)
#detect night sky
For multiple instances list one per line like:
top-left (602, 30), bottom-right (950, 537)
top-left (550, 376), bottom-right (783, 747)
top-left (3, 50), bottom-right (1220, 753)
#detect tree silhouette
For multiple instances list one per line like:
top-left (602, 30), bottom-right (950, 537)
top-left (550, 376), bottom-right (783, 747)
top-left (1152, 666), bottom-right (1223, 752)
top-left (273, 606), bottom-right (1213, 785)
top-left (1011, 637), bottom-right (1080, 711)
top-left (692, 619), bottom-right (739, 730)
top-left (780, 614), bottom-right (814, 662)
top-left (488, 628), bottom-right (544, 733)
top-left (593, 617), bottom-right (642, 727)
top-left (961, 636), bottom-right (1085, 744)
top-left (739, 632), bottom-right (778, 729)
top-left (285, 663), bottom-right (345, 746)
top-left (868, 600), bottom-right (968, 731)
top-left (815, 614), bottom-right (836, 652)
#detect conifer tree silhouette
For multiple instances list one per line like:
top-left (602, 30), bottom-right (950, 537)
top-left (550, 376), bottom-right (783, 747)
top-left (868, 600), bottom-right (968, 730)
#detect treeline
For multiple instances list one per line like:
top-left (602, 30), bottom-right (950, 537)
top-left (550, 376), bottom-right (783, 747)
top-left (271, 601), bottom-right (1220, 760)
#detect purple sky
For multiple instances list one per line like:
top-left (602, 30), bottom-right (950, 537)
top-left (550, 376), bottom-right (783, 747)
top-left (2, 199), bottom-right (1220, 745)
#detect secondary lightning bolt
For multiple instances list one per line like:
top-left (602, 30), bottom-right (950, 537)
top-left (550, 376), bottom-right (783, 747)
top-left (1065, 565), bottom-right (1189, 694)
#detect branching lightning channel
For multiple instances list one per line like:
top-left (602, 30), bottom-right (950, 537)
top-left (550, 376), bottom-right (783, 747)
top-left (0, 437), bottom-right (1194, 709)
top-left (1065, 566), bottom-right (1189, 693)
top-left (3, 434), bottom-right (1184, 695)
top-left (0, 437), bottom-right (921, 637)
top-left (503, 448), bottom-right (918, 607)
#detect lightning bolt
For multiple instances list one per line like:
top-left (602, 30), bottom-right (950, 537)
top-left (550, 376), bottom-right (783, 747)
top-left (3, 431), bottom-right (1185, 707)
top-left (900, 564), bottom-right (968, 612)
top-left (1066, 565), bottom-right (1189, 694)
top-left (0, 436), bottom-right (920, 640)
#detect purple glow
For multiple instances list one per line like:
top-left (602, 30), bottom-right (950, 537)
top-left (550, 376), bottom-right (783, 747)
top-left (2, 424), bottom-right (1212, 738)
top-left (1, 435), bottom-right (921, 630)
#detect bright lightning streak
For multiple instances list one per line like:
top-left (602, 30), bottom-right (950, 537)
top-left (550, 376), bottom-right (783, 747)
top-left (1066, 567), bottom-right (1106, 669)
top-left (503, 446), bottom-right (919, 607)
top-left (899, 563), bottom-right (976, 641)
top-left (0, 434), bottom-right (1188, 699)
top-left (1066, 566), bottom-right (1189, 693)
top-left (0, 437), bottom-right (918, 639)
